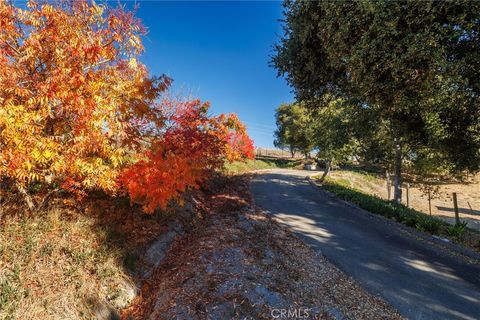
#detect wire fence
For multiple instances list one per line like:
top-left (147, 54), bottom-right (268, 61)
top-left (384, 179), bottom-right (480, 231)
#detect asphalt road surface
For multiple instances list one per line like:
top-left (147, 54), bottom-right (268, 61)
top-left (251, 169), bottom-right (480, 320)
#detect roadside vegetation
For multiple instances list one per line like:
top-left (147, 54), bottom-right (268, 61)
top-left (272, 0), bottom-right (480, 255)
top-left (322, 169), bottom-right (480, 226)
top-left (272, 1), bottom-right (480, 206)
top-left (315, 176), bottom-right (480, 253)
top-left (0, 1), bottom-right (254, 319)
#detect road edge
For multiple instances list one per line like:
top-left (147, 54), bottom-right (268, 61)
top-left (306, 176), bottom-right (480, 265)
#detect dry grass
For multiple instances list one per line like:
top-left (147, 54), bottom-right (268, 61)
top-left (1, 209), bottom-right (123, 319)
top-left (0, 192), bottom-right (167, 320)
top-left (224, 157), bottom-right (302, 174)
top-left (326, 170), bottom-right (480, 230)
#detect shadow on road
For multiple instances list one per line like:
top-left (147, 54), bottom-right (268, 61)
top-left (251, 171), bottom-right (480, 320)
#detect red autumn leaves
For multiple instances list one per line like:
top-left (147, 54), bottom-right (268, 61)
top-left (120, 99), bottom-right (254, 213)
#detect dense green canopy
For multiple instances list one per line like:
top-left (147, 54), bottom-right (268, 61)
top-left (274, 102), bottom-right (315, 157)
top-left (273, 0), bottom-right (480, 201)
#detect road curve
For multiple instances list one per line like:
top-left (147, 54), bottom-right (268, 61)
top-left (250, 169), bottom-right (480, 320)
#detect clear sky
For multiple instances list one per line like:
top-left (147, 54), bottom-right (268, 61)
top-left (135, 1), bottom-right (293, 147)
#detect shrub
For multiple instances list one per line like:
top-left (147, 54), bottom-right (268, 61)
top-left (447, 221), bottom-right (468, 240)
top-left (119, 100), bottom-right (254, 213)
top-left (399, 213), bottom-right (419, 228)
top-left (323, 182), bottom-right (446, 236)
top-left (415, 216), bottom-right (442, 234)
top-left (0, 1), bottom-right (254, 214)
top-left (0, 1), bottom-right (166, 206)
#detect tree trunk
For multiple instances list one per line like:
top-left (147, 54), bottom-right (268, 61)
top-left (290, 146), bottom-right (295, 158)
top-left (16, 182), bottom-right (36, 211)
top-left (319, 159), bottom-right (331, 182)
top-left (393, 138), bottom-right (402, 203)
top-left (15, 183), bottom-right (58, 212)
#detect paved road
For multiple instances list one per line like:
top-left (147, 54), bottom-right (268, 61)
top-left (251, 169), bottom-right (480, 320)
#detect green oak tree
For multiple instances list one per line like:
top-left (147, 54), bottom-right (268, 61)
top-left (273, 0), bottom-right (480, 202)
top-left (310, 96), bottom-right (359, 180)
top-left (274, 102), bottom-right (315, 158)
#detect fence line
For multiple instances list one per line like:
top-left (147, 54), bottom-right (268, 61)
top-left (383, 179), bottom-right (479, 230)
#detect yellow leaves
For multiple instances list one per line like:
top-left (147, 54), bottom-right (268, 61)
top-left (69, 157), bottom-right (119, 191)
top-left (43, 149), bottom-right (53, 160)
top-left (4, 87), bottom-right (33, 98)
top-left (94, 158), bottom-right (104, 167)
top-left (26, 171), bottom-right (40, 183)
top-left (30, 148), bottom-right (43, 163)
top-left (1, 0), bottom-right (158, 198)
top-left (0, 105), bottom-right (36, 134)
top-left (26, 0), bottom-right (37, 9)
top-left (91, 3), bottom-right (104, 17)
top-left (50, 157), bottom-right (66, 174)
top-left (109, 148), bottom-right (126, 168)
top-left (128, 35), bottom-right (142, 50)
top-left (41, 4), bottom-right (54, 15)
top-left (25, 161), bottom-right (33, 171)
top-left (23, 139), bottom-right (58, 170)
top-left (128, 58), bottom-right (138, 70)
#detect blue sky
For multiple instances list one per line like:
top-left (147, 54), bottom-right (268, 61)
top-left (135, 1), bottom-right (293, 147)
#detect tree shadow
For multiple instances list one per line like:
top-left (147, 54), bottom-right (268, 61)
top-left (437, 205), bottom-right (480, 216)
top-left (251, 172), bottom-right (480, 320)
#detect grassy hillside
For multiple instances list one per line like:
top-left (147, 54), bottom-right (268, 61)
top-left (0, 193), bottom-right (167, 319)
top-left (224, 157), bottom-right (302, 174)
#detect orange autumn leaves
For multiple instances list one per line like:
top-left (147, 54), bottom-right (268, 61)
top-left (120, 99), bottom-right (254, 213)
top-left (1, 0), bottom-right (161, 192)
top-left (0, 1), bottom-right (254, 213)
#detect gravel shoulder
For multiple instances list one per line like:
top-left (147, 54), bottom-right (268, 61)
top-left (123, 175), bottom-right (402, 320)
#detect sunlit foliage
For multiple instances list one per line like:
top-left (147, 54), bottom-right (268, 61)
top-left (0, 1), bottom-right (254, 212)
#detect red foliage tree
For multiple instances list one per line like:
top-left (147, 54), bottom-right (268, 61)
top-left (0, 0), bottom-right (168, 208)
top-left (119, 99), bottom-right (254, 213)
top-left (222, 114), bottom-right (255, 161)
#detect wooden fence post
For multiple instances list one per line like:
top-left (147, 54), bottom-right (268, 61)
top-left (406, 183), bottom-right (410, 208)
top-left (386, 171), bottom-right (391, 201)
top-left (428, 189), bottom-right (432, 216)
top-left (453, 192), bottom-right (460, 225)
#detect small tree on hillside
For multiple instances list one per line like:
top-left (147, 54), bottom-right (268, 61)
top-left (311, 96), bottom-right (359, 181)
top-left (274, 102), bottom-right (315, 159)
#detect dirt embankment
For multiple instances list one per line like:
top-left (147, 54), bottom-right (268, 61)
top-left (123, 175), bottom-right (403, 320)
